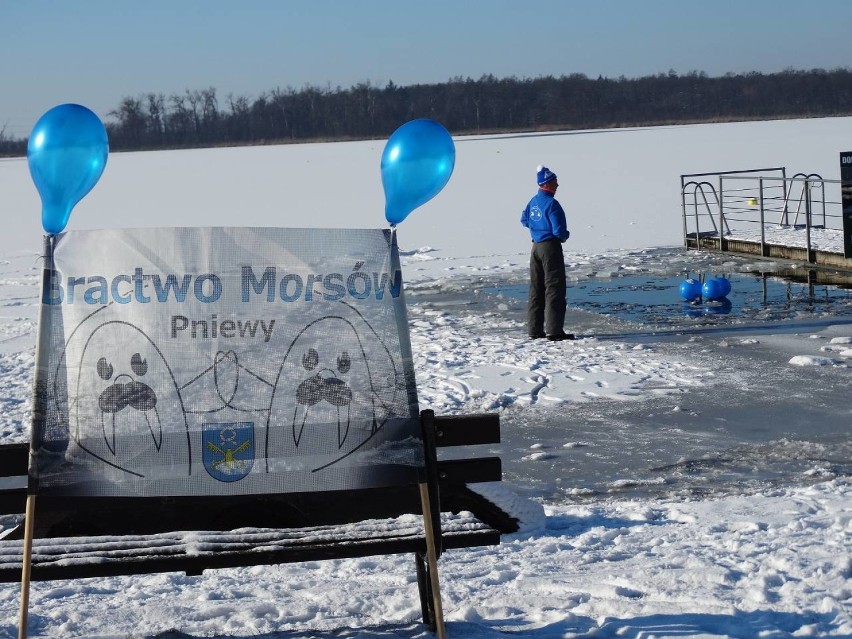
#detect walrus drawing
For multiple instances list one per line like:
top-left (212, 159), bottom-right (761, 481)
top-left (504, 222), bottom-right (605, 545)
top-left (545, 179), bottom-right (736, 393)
top-left (265, 307), bottom-right (402, 472)
top-left (59, 315), bottom-right (189, 479)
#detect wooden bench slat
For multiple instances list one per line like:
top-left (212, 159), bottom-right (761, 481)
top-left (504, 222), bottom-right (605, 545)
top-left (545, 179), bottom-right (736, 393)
top-left (0, 443), bottom-right (28, 476)
top-left (0, 491), bottom-right (25, 516)
top-left (0, 414), bottom-right (501, 487)
top-left (438, 457), bottom-right (502, 484)
top-left (433, 414), bottom-right (500, 447)
top-left (0, 511), bottom-right (499, 583)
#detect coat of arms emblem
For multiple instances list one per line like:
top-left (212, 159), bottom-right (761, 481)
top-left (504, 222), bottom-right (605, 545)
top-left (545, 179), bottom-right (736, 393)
top-left (202, 422), bottom-right (255, 482)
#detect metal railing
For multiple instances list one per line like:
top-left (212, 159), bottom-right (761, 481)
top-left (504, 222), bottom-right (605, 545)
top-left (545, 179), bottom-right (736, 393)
top-left (681, 180), bottom-right (725, 238)
top-left (783, 173), bottom-right (826, 227)
top-left (681, 167), bottom-right (787, 245)
top-left (681, 168), bottom-right (845, 263)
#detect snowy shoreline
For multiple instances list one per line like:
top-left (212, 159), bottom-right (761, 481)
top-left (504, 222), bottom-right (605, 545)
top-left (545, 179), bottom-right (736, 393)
top-left (0, 480), bottom-right (847, 638)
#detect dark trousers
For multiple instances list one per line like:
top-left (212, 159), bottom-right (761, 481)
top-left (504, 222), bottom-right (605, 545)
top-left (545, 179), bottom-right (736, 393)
top-left (527, 239), bottom-right (566, 337)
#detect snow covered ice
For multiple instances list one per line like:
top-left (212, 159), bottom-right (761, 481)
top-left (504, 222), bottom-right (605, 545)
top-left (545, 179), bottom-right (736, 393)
top-left (0, 117), bottom-right (849, 637)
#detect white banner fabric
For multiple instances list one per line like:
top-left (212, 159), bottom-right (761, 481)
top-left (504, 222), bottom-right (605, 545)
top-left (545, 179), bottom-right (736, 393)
top-left (32, 227), bottom-right (422, 496)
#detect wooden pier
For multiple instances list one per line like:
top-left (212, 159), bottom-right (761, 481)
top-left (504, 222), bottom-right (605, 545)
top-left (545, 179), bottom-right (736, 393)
top-left (686, 234), bottom-right (852, 272)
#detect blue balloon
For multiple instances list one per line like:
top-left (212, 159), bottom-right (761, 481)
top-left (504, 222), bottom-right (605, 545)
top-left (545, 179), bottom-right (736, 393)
top-left (381, 119), bottom-right (455, 225)
top-left (679, 278), bottom-right (702, 302)
top-left (702, 278), bottom-right (725, 301)
top-left (28, 104), bottom-right (109, 234)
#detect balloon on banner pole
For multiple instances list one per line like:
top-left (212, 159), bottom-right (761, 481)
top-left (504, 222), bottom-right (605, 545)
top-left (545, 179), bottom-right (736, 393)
top-left (27, 104), bottom-right (109, 234)
top-left (381, 118), bottom-right (455, 226)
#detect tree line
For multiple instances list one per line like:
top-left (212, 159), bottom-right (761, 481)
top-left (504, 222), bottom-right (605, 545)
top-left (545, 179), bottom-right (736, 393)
top-left (2, 67), bottom-right (852, 156)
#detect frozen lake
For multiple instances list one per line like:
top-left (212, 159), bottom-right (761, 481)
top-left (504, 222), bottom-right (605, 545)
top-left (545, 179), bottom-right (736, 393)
top-left (408, 246), bottom-right (852, 505)
top-left (1, 119), bottom-right (850, 637)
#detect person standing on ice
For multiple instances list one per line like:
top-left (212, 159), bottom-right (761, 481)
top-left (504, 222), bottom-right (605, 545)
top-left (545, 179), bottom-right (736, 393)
top-left (520, 165), bottom-right (574, 341)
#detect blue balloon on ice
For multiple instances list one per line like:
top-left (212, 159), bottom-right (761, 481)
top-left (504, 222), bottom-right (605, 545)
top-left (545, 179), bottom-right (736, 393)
top-left (679, 278), bottom-right (702, 302)
top-left (28, 104), bottom-right (109, 234)
top-left (381, 119), bottom-right (455, 226)
top-left (702, 278), bottom-right (726, 301)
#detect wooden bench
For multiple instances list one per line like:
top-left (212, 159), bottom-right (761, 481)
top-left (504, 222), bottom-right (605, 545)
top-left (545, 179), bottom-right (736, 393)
top-left (0, 409), bottom-right (513, 635)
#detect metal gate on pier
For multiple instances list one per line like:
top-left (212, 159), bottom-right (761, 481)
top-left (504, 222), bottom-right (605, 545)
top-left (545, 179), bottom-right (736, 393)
top-left (681, 167), bottom-right (852, 271)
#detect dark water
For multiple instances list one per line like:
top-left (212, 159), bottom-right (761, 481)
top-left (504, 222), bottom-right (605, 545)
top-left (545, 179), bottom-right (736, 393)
top-left (485, 272), bottom-right (852, 331)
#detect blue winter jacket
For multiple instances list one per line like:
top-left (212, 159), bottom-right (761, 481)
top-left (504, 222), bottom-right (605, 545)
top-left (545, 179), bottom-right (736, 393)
top-left (520, 189), bottom-right (569, 243)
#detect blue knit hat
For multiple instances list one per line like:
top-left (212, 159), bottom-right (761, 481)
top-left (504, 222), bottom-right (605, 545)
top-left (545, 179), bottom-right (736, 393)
top-left (536, 165), bottom-right (557, 186)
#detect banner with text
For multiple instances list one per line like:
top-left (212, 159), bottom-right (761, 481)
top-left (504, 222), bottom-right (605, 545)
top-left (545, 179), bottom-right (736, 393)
top-left (33, 227), bottom-right (422, 496)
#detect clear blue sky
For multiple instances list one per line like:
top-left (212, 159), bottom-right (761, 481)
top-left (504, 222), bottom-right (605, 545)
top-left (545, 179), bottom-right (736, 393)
top-left (3, 0), bottom-right (852, 138)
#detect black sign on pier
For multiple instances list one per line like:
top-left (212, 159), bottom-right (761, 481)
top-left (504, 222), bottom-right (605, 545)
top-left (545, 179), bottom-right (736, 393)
top-left (841, 152), bottom-right (852, 258)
